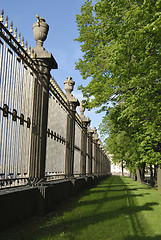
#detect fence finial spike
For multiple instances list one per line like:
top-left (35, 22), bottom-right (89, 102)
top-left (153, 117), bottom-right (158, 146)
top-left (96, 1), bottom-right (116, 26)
top-left (28, 45), bottom-right (31, 55)
top-left (25, 41), bottom-right (28, 51)
top-left (31, 49), bottom-right (34, 58)
top-left (21, 36), bottom-right (24, 47)
top-left (36, 14), bottom-right (40, 26)
top-left (18, 32), bottom-right (21, 43)
top-left (9, 21), bottom-right (13, 33)
top-left (14, 27), bottom-right (17, 38)
top-left (0, 9), bottom-right (4, 22)
top-left (5, 16), bottom-right (8, 28)
top-left (67, 76), bottom-right (72, 83)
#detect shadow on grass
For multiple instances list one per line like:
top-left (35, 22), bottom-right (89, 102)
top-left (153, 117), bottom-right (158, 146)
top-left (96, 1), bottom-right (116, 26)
top-left (104, 187), bottom-right (151, 192)
top-left (0, 176), bottom-right (159, 240)
top-left (76, 193), bottom-right (151, 207)
top-left (33, 176), bottom-right (158, 239)
top-left (95, 184), bottom-right (129, 188)
top-left (91, 188), bottom-right (148, 193)
top-left (39, 201), bottom-right (158, 236)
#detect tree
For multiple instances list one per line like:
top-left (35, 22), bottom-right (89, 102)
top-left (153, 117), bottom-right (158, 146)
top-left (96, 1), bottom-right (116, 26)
top-left (76, 0), bottom-right (161, 108)
top-left (99, 105), bottom-right (141, 175)
top-left (75, 0), bottom-right (161, 180)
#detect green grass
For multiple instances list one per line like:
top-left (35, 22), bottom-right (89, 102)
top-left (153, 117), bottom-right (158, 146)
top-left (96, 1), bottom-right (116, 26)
top-left (1, 176), bottom-right (161, 240)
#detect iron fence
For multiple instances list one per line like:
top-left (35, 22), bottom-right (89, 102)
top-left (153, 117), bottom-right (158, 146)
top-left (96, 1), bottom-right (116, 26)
top-left (0, 17), bottom-right (37, 188)
top-left (45, 78), bottom-right (68, 180)
top-left (0, 11), bottom-right (111, 189)
top-left (74, 116), bottom-right (82, 175)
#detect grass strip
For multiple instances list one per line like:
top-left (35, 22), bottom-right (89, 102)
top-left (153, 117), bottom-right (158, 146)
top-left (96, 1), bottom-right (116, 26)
top-left (1, 176), bottom-right (161, 240)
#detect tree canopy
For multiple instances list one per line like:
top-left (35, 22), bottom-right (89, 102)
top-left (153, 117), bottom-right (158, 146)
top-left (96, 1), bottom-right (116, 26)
top-left (75, 0), bottom-right (161, 174)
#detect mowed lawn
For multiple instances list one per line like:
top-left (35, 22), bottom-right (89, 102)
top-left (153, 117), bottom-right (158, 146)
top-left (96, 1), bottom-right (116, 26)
top-left (1, 175), bottom-right (161, 240)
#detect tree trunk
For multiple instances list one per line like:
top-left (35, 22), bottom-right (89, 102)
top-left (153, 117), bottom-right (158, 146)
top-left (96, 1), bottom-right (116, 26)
top-left (150, 165), bottom-right (153, 187)
top-left (141, 162), bottom-right (146, 182)
top-left (130, 172), bottom-right (134, 179)
top-left (157, 167), bottom-right (161, 194)
top-left (121, 160), bottom-right (124, 177)
top-left (154, 165), bottom-right (158, 187)
top-left (136, 167), bottom-right (142, 183)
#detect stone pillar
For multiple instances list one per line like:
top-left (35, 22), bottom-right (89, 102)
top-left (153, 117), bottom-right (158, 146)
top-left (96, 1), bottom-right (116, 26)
top-left (87, 126), bottom-right (94, 175)
top-left (99, 146), bottom-right (103, 174)
top-left (102, 149), bottom-right (106, 174)
top-left (100, 145), bottom-right (104, 175)
top-left (79, 101), bottom-right (90, 176)
top-left (64, 77), bottom-right (79, 177)
top-left (29, 16), bottom-right (58, 182)
top-left (98, 140), bottom-right (103, 174)
top-left (102, 150), bottom-right (108, 173)
top-left (105, 152), bottom-right (107, 173)
top-left (104, 152), bottom-right (107, 174)
top-left (93, 127), bottom-right (99, 174)
top-left (102, 153), bottom-right (104, 174)
top-left (97, 141), bottom-right (100, 174)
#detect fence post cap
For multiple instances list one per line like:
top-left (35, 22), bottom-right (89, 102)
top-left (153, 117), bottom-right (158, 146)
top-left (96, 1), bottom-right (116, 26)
top-left (32, 15), bottom-right (58, 69)
top-left (33, 15), bottom-right (49, 47)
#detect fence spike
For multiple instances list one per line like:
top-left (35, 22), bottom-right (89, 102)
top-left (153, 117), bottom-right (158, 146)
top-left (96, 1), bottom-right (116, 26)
top-left (18, 32), bottom-right (21, 43)
top-left (36, 14), bottom-right (40, 27)
top-left (5, 16), bottom-right (8, 28)
top-left (28, 45), bottom-right (31, 55)
top-left (0, 9), bottom-right (4, 22)
top-left (31, 49), bottom-right (34, 58)
top-left (21, 36), bottom-right (24, 47)
top-left (14, 27), bottom-right (17, 38)
top-left (67, 76), bottom-right (73, 84)
top-left (25, 41), bottom-right (28, 51)
top-left (9, 21), bottom-right (13, 33)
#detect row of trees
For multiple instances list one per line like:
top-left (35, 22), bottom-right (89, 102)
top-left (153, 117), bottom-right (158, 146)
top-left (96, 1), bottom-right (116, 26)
top-left (75, 0), bottom-right (161, 187)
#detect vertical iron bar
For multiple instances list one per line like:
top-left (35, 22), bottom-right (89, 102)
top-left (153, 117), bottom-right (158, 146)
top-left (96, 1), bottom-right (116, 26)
top-left (18, 60), bottom-right (25, 180)
top-left (9, 46), bottom-right (17, 179)
top-left (5, 49), bottom-right (13, 179)
top-left (1, 40), bottom-right (7, 177)
top-left (13, 58), bottom-right (20, 183)
top-left (0, 40), bottom-right (4, 176)
top-left (27, 71), bottom-right (34, 177)
top-left (2, 47), bottom-right (10, 183)
top-left (15, 58), bottom-right (21, 181)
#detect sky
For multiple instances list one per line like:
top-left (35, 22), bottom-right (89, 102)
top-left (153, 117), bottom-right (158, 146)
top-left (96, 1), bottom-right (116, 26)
top-left (1, 0), bottom-right (105, 139)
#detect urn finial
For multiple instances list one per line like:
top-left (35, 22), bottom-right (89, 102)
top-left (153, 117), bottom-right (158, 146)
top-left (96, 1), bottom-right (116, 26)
top-left (79, 101), bottom-right (85, 118)
top-left (64, 76), bottom-right (75, 97)
top-left (33, 15), bottom-right (49, 47)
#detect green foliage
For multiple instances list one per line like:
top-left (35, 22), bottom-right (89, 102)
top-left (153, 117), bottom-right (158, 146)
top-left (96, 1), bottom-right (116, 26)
top-left (76, 0), bottom-right (161, 171)
top-left (99, 105), bottom-right (141, 171)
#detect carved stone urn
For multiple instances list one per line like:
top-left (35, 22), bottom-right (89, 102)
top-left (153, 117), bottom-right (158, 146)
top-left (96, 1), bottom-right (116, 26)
top-left (93, 127), bottom-right (99, 140)
top-left (79, 101), bottom-right (85, 117)
top-left (64, 76), bottom-right (75, 97)
top-left (33, 15), bottom-right (49, 47)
